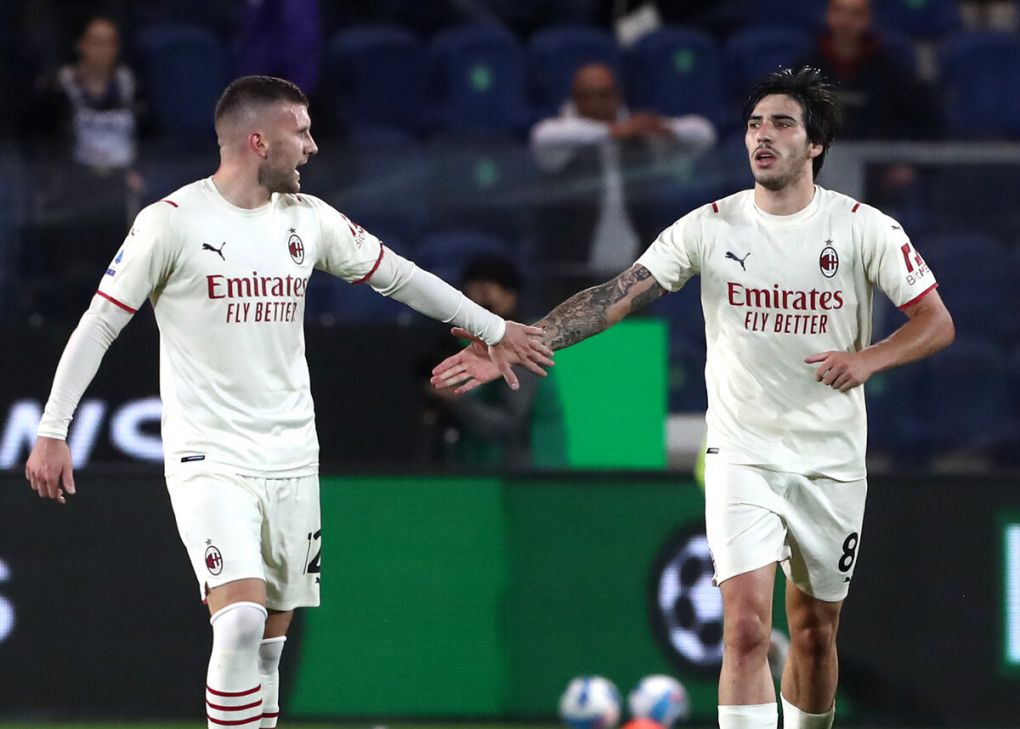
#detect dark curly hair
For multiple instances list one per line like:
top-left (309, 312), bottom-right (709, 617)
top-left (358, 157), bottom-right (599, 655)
top-left (743, 67), bottom-right (844, 178)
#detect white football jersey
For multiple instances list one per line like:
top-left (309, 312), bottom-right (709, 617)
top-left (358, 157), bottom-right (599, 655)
top-left (638, 186), bottom-right (937, 480)
top-left (98, 178), bottom-right (385, 476)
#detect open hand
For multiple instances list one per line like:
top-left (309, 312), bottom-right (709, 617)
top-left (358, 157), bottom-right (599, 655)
top-left (25, 436), bottom-right (76, 505)
top-left (432, 322), bottom-right (553, 394)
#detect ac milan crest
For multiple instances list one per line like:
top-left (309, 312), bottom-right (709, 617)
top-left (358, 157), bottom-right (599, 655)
top-left (819, 244), bottom-right (839, 278)
top-left (287, 229), bottom-right (305, 264)
top-left (205, 544), bottom-right (224, 575)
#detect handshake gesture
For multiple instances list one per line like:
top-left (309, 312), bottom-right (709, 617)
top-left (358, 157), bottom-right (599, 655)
top-left (432, 322), bottom-right (553, 394)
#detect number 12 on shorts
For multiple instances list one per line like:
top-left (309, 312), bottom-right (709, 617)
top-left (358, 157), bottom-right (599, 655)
top-left (838, 531), bottom-right (859, 573)
top-left (304, 529), bottom-right (321, 574)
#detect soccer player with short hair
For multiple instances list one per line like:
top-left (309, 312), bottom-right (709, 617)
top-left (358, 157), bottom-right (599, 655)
top-left (25, 75), bottom-right (552, 729)
top-left (432, 67), bottom-right (954, 729)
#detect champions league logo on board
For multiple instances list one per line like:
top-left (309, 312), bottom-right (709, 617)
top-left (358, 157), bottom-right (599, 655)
top-left (287, 228), bottom-right (305, 264)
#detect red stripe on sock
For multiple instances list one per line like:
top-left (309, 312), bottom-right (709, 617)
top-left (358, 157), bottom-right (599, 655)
top-left (207, 714), bottom-right (262, 726)
top-left (207, 684), bottom-right (261, 697)
top-left (206, 698), bottom-right (263, 712)
top-left (262, 712), bottom-right (279, 718)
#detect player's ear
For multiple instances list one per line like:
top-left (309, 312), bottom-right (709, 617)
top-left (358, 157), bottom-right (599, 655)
top-left (248, 131), bottom-right (268, 158)
top-left (808, 141), bottom-right (823, 160)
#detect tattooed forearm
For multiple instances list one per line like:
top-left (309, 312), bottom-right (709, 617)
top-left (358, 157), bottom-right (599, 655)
top-left (534, 265), bottom-right (665, 350)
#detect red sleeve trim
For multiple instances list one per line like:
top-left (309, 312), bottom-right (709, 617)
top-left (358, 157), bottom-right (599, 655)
top-left (161, 199), bottom-right (178, 208)
top-left (851, 202), bottom-right (860, 213)
top-left (711, 202), bottom-right (719, 213)
top-left (352, 245), bottom-right (385, 285)
top-left (96, 290), bottom-right (138, 314)
top-left (897, 282), bottom-right (938, 311)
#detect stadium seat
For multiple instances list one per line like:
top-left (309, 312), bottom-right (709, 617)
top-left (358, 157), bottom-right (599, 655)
top-left (326, 25), bottom-right (428, 135)
top-left (914, 230), bottom-right (1002, 262)
top-left (429, 24), bottom-right (532, 135)
top-left (865, 360), bottom-right (928, 459)
top-left (625, 28), bottom-right (728, 130)
top-left (325, 128), bottom-right (429, 243)
top-left (133, 23), bottom-right (227, 136)
top-left (873, 0), bottom-right (962, 39)
top-left (424, 133), bottom-right (537, 238)
top-left (938, 32), bottom-right (1020, 138)
top-left (528, 25), bottom-right (622, 114)
top-left (925, 242), bottom-right (1018, 347)
top-left (415, 230), bottom-right (514, 285)
top-left (739, 0), bottom-right (827, 33)
top-left (924, 339), bottom-right (1013, 451)
top-left (724, 24), bottom-right (814, 100)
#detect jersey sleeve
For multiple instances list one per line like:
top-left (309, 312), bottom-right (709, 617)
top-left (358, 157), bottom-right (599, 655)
top-left (861, 209), bottom-right (938, 310)
top-left (311, 198), bottom-right (386, 283)
top-left (635, 208), bottom-right (703, 292)
top-left (96, 201), bottom-right (178, 312)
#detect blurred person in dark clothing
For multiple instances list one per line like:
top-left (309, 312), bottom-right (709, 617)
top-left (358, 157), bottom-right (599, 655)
top-left (234, 0), bottom-right (322, 95)
top-left (22, 15), bottom-right (148, 318)
top-left (424, 254), bottom-right (568, 468)
top-left (799, 0), bottom-right (941, 140)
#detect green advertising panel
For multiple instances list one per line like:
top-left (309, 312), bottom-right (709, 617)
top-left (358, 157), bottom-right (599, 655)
top-left (290, 476), bottom-right (506, 715)
top-left (554, 320), bottom-right (667, 469)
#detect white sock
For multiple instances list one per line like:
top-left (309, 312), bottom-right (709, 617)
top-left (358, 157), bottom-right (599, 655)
top-left (206, 602), bottom-right (267, 728)
top-left (258, 637), bottom-right (287, 728)
top-left (719, 703), bottom-right (778, 729)
top-left (780, 695), bottom-right (834, 729)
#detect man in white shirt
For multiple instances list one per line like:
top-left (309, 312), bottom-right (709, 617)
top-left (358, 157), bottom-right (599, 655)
top-left (24, 75), bottom-right (552, 729)
top-left (531, 62), bottom-right (717, 276)
top-left (434, 67), bottom-right (954, 729)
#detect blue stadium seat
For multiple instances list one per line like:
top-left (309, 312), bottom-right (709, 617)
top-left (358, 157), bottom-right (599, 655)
top-left (134, 24), bottom-right (227, 136)
top-left (874, 0), bottom-right (962, 39)
top-left (415, 230), bottom-right (514, 285)
top-left (528, 25), bottom-right (622, 114)
top-left (924, 339), bottom-right (1013, 451)
top-left (425, 134), bottom-right (536, 238)
top-left (926, 242), bottom-right (1018, 347)
top-left (625, 28), bottom-right (728, 129)
top-left (724, 24), bottom-right (814, 100)
top-left (939, 32), bottom-right (1020, 138)
top-left (429, 25), bottom-right (531, 135)
top-left (647, 285), bottom-right (707, 412)
top-left (915, 231), bottom-right (1002, 262)
top-left (865, 361), bottom-right (929, 459)
top-left (739, 0), bottom-right (827, 33)
top-left (326, 128), bottom-right (429, 243)
top-left (326, 25), bottom-right (428, 135)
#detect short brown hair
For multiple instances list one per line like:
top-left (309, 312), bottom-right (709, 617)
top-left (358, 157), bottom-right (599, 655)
top-left (214, 75), bottom-right (308, 128)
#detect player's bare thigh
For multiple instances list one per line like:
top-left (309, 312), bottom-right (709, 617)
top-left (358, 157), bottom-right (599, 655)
top-left (207, 578), bottom-right (294, 638)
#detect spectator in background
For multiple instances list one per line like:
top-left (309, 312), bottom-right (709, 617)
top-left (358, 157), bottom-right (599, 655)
top-left (424, 254), bottom-right (568, 469)
top-left (799, 0), bottom-right (941, 140)
top-left (530, 63), bottom-right (716, 292)
top-left (234, 0), bottom-right (322, 95)
top-left (23, 15), bottom-right (147, 317)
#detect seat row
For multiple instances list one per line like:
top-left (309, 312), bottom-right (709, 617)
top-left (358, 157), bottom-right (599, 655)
top-left (128, 18), bottom-right (1020, 139)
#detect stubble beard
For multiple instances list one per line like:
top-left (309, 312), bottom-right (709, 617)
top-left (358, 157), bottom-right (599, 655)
top-left (258, 160), bottom-right (299, 195)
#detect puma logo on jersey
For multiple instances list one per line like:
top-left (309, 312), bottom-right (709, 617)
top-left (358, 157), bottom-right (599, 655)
top-left (726, 251), bottom-right (750, 270)
top-left (202, 242), bottom-right (227, 261)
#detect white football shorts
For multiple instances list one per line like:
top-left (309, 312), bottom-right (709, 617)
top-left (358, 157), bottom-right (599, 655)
top-left (166, 472), bottom-right (321, 611)
top-left (703, 458), bottom-right (867, 602)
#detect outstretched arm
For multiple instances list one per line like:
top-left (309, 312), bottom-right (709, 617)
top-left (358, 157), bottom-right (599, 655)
top-left (432, 264), bottom-right (666, 393)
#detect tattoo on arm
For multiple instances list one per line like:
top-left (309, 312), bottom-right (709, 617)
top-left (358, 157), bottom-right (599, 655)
top-left (535, 265), bottom-right (665, 350)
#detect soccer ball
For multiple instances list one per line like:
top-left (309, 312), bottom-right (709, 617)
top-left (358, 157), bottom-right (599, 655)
top-left (628, 675), bottom-right (690, 726)
top-left (653, 533), bottom-right (724, 667)
top-left (559, 675), bottom-right (621, 729)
